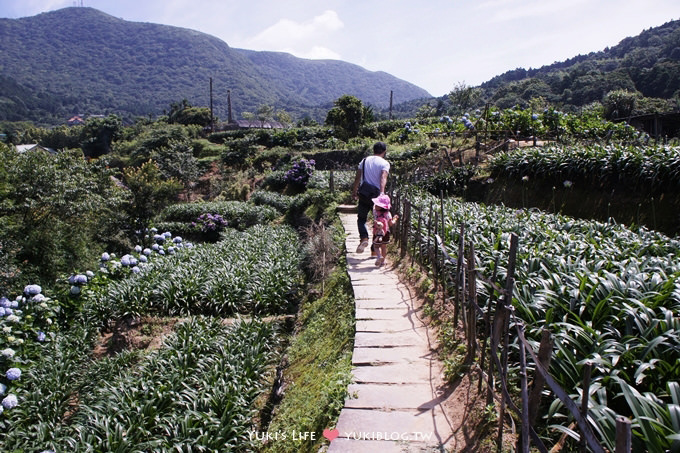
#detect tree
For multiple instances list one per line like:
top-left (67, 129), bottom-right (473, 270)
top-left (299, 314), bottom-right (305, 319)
top-left (603, 89), bottom-right (640, 119)
top-left (123, 161), bottom-right (182, 235)
top-left (151, 142), bottom-right (200, 198)
top-left (0, 145), bottom-right (129, 289)
top-left (325, 95), bottom-right (367, 140)
top-left (448, 82), bottom-right (482, 115)
top-left (167, 99), bottom-right (213, 127)
top-left (274, 109), bottom-right (293, 127)
top-left (256, 104), bottom-right (275, 127)
top-left (81, 114), bottom-right (123, 158)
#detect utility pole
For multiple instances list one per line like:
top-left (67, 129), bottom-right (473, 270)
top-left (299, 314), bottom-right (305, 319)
top-left (227, 90), bottom-right (233, 124)
top-left (209, 77), bottom-right (214, 133)
top-left (389, 90), bottom-right (393, 120)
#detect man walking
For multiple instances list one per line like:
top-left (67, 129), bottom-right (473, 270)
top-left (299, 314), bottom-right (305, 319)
top-left (351, 141), bottom-right (390, 253)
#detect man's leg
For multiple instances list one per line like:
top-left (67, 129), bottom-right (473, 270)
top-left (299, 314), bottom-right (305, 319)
top-left (356, 198), bottom-right (371, 253)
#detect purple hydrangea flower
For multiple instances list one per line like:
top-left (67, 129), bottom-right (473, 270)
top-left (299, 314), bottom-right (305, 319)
top-left (24, 285), bottom-right (41, 296)
top-left (2, 394), bottom-right (18, 409)
top-left (37, 331), bottom-right (46, 342)
top-left (6, 368), bottom-right (21, 381)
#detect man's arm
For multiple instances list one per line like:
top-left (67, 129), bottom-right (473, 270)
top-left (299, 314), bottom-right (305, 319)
top-left (379, 169), bottom-right (388, 194)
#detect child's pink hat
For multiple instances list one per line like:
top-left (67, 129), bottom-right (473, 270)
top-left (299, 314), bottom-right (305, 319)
top-left (372, 194), bottom-right (391, 210)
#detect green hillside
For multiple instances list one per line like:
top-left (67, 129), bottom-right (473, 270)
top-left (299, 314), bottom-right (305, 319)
top-left (479, 19), bottom-right (680, 111)
top-left (0, 7), bottom-right (430, 126)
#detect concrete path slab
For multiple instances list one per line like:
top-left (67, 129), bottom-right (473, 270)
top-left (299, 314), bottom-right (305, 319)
top-left (352, 346), bottom-right (433, 365)
top-left (335, 407), bottom-right (453, 444)
top-left (351, 363), bottom-right (436, 383)
top-left (327, 438), bottom-right (440, 453)
top-left (356, 318), bottom-right (423, 333)
top-left (355, 307), bottom-right (419, 320)
top-left (345, 383), bottom-right (445, 410)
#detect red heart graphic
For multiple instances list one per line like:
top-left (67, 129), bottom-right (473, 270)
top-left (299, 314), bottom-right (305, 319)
top-left (323, 428), bottom-right (340, 441)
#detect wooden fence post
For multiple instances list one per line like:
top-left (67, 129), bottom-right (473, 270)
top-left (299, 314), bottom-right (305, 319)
top-left (528, 330), bottom-right (554, 425)
top-left (518, 324), bottom-right (530, 453)
top-left (495, 233), bottom-right (518, 453)
top-left (615, 417), bottom-right (632, 453)
top-left (467, 243), bottom-right (477, 360)
top-left (580, 362), bottom-right (593, 453)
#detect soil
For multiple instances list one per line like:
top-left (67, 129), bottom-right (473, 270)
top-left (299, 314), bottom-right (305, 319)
top-left (93, 316), bottom-right (182, 358)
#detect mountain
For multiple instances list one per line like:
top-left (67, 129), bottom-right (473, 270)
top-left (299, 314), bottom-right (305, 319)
top-left (477, 19), bottom-right (680, 110)
top-left (0, 7), bottom-right (431, 125)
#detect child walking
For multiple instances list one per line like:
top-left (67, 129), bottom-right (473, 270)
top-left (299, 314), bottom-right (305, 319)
top-left (371, 194), bottom-right (399, 267)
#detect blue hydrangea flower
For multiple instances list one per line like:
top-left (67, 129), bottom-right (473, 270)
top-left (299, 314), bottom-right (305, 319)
top-left (173, 236), bottom-right (182, 244)
top-left (24, 285), bottom-right (41, 296)
top-left (0, 297), bottom-right (8, 308)
top-left (101, 252), bottom-right (110, 262)
top-left (163, 231), bottom-right (172, 239)
top-left (532, 113), bottom-right (539, 120)
top-left (86, 270), bottom-right (95, 278)
top-left (70, 286), bottom-right (81, 295)
top-left (151, 244), bottom-right (160, 251)
top-left (6, 368), bottom-right (21, 381)
top-left (73, 274), bottom-right (88, 284)
top-left (6, 315), bottom-right (20, 323)
top-left (139, 255), bottom-right (148, 263)
top-left (0, 308), bottom-right (5, 316)
top-left (132, 266), bottom-right (141, 274)
top-left (32, 294), bottom-right (46, 303)
top-left (0, 383), bottom-right (6, 395)
top-left (121, 255), bottom-right (132, 267)
top-left (37, 331), bottom-right (46, 342)
top-left (10, 300), bottom-right (18, 308)
top-left (150, 227), bottom-right (158, 233)
top-left (134, 245), bottom-right (142, 253)
top-left (1, 348), bottom-right (15, 358)
top-left (143, 248), bottom-right (152, 256)
top-left (2, 394), bottom-right (18, 409)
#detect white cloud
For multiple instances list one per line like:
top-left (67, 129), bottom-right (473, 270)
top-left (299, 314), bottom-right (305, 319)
top-left (243, 9), bottom-right (343, 58)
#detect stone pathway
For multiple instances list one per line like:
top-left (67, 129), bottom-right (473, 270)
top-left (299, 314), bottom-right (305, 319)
top-left (327, 211), bottom-right (455, 452)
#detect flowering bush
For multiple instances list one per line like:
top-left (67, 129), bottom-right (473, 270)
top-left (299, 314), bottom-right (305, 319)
top-left (284, 158), bottom-right (315, 188)
top-left (193, 213), bottom-right (228, 233)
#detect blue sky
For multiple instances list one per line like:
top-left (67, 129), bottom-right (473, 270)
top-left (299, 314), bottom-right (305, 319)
top-left (3, 0), bottom-right (680, 97)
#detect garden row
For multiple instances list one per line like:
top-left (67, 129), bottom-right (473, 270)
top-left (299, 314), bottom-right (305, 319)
top-left (0, 194), bottom-right (309, 451)
top-left (399, 188), bottom-right (680, 452)
top-left (488, 143), bottom-right (680, 192)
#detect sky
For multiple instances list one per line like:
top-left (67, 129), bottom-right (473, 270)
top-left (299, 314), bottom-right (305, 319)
top-left (3, 0), bottom-right (680, 97)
